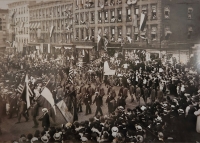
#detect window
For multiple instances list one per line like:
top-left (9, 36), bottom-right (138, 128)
top-left (134, 27), bottom-right (139, 41)
top-left (85, 28), bottom-right (89, 41)
top-left (81, 29), bottom-right (84, 40)
top-left (75, 14), bottom-right (79, 24)
top-left (57, 6), bottom-right (60, 17)
top-left (188, 26), bottom-right (193, 39)
top-left (142, 5), bottom-right (148, 14)
top-left (98, 11), bottom-right (102, 23)
top-left (111, 27), bottom-right (115, 42)
top-left (127, 8), bottom-right (131, 22)
top-left (135, 7), bottom-right (139, 18)
top-left (117, 27), bottom-right (122, 43)
top-left (164, 7), bottom-right (170, 19)
top-left (117, 0), bottom-right (122, 4)
top-left (110, 9), bottom-right (115, 22)
top-left (151, 26), bottom-right (157, 41)
top-left (140, 27), bottom-right (147, 41)
top-left (91, 12), bottom-right (95, 23)
top-left (85, 12), bottom-right (89, 22)
top-left (104, 11), bottom-right (108, 22)
top-left (117, 9), bottom-right (122, 22)
top-left (188, 7), bottom-right (193, 19)
top-left (151, 5), bottom-right (157, 20)
top-left (104, 27), bottom-right (109, 35)
top-left (165, 26), bottom-right (172, 40)
top-left (110, 0), bottom-right (115, 6)
top-left (80, 13), bottom-right (85, 24)
top-left (75, 0), bottom-right (79, 9)
top-left (105, 0), bottom-right (108, 6)
top-left (0, 18), bottom-right (2, 31)
top-left (80, 0), bottom-right (84, 9)
top-left (126, 27), bottom-right (132, 43)
top-left (91, 28), bottom-right (95, 41)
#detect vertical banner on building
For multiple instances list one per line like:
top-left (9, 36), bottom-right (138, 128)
top-left (48, 44), bottom-right (51, 53)
top-left (40, 43), bottom-right (43, 53)
top-left (139, 13), bottom-right (147, 31)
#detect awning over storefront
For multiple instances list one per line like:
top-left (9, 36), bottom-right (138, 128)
top-left (76, 46), bottom-right (93, 49)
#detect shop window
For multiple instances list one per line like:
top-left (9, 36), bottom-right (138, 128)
top-left (134, 27), bottom-right (139, 41)
top-left (188, 26), bottom-right (193, 39)
top-left (98, 11), bottom-right (102, 23)
top-left (165, 27), bottom-right (172, 40)
top-left (111, 27), bottom-right (115, 42)
top-left (104, 11), bottom-right (108, 23)
top-left (127, 8), bottom-right (131, 22)
top-left (151, 5), bottom-right (157, 20)
top-left (164, 7), bottom-right (170, 19)
top-left (151, 26), bottom-right (157, 41)
top-left (135, 7), bottom-right (139, 18)
top-left (110, 0), bottom-right (115, 6)
top-left (110, 10), bottom-right (116, 22)
top-left (117, 9), bottom-right (122, 22)
top-left (90, 12), bottom-right (95, 23)
top-left (188, 7), bottom-right (193, 19)
top-left (75, 14), bottom-right (79, 24)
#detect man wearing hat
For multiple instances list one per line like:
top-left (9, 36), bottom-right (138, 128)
top-left (39, 108), bottom-right (50, 131)
top-left (84, 94), bottom-right (92, 115)
top-left (93, 92), bottom-right (103, 116)
top-left (31, 99), bottom-right (39, 128)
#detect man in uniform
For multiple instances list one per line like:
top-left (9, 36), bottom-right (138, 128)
top-left (15, 98), bottom-right (29, 124)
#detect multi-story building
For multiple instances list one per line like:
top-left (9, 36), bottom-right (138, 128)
top-left (8, 1), bottom-right (36, 53)
top-left (0, 9), bottom-right (8, 53)
top-left (161, 0), bottom-right (200, 64)
top-left (29, 0), bottom-right (74, 56)
top-left (73, 0), bottom-right (162, 62)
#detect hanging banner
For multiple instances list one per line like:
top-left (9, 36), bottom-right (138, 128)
top-left (48, 44), bottom-right (51, 53)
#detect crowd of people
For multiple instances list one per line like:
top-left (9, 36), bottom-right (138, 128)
top-left (0, 50), bottom-right (200, 142)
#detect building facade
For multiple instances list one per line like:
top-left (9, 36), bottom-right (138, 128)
top-left (73, 0), bottom-right (162, 62)
top-left (0, 9), bottom-right (8, 52)
top-left (8, 1), bottom-right (36, 52)
top-left (29, 0), bottom-right (74, 56)
top-left (161, 0), bottom-right (200, 64)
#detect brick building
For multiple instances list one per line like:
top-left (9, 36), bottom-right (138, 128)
top-left (0, 9), bottom-right (8, 53)
top-left (28, 0), bottom-right (74, 56)
top-left (161, 0), bottom-right (200, 64)
top-left (8, 1), bottom-right (36, 53)
top-left (73, 0), bottom-right (163, 62)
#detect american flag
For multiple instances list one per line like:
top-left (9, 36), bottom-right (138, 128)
top-left (17, 83), bottom-right (34, 97)
top-left (17, 84), bottom-right (24, 94)
top-left (68, 66), bottom-right (74, 84)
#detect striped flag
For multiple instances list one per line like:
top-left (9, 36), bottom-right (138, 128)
top-left (68, 66), bottom-right (74, 84)
top-left (17, 84), bottom-right (24, 94)
top-left (19, 75), bottom-right (34, 109)
top-left (139, 13), bottom-right (147, 31)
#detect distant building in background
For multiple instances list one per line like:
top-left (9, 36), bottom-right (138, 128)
top-left (0, 9), bottom-right (8, 53)
top-left (8, 1), bottom-right (36, 53)
top-left (28, 0), bottom-right (74, 56)
top-left (161, 0), bottom-right (200, 64)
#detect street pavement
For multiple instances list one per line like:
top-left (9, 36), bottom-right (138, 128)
top-left (1, 83), bottom-right (200, 142)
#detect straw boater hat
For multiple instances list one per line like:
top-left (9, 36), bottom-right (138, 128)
top-left (41, 135), bottom-right (49, 143)
top-left (42, 108), bottom-right (48, 113)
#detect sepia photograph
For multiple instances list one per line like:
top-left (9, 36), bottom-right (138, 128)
top-left (0, 0), bottom-right (200, 142)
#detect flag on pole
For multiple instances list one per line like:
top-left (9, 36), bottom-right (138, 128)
top-left (68, 66), bottom-right (74, 84)
top-left (139, 13), bottom-right (147, 31)
top-left (19, 75), bottom-right (34, 109)
top-left (56, 100), bottom-right (73, 123)
top-left (37, 87), bottom-right (56, 122)
top-left (104, 61), bottom-right (116, 75)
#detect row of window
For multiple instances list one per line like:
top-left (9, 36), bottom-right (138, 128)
top-left (15, 27), bottom-right (29, 35)
top-left (29, 19), bottom-right (73, 31)
top-left (15, 17), bottom-right (29, 24)
top-left (29, 4), bottom-right (72, 20)
top-left (15, 37), bottom-right (28, 44)
top-left (30, 33), bottom-right (73, 43)
top-left (164, 7), bottom-right (194, 19)
top-left (10, 7), bottom-right (28, 15)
